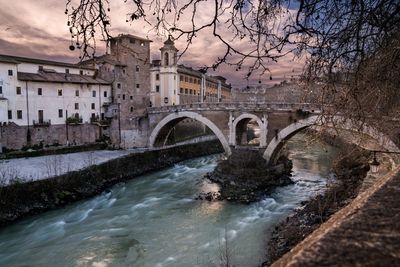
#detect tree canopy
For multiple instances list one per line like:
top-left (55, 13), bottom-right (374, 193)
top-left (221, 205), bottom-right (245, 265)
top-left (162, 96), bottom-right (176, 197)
top-left (65, 0), bottom-right (400, 128)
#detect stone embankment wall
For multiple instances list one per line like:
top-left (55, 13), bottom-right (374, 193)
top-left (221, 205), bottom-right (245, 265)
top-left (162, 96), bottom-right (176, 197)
top-left (0, 122), bottom-right (110, 151)
top-left (271, 167), bottom-right (400, 267)
top-left (266, 132), bottom-right (400, 266)
top-left (0, 140), bottom-right (223, 227)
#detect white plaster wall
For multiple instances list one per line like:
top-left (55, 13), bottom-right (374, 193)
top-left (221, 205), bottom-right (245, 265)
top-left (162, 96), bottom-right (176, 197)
top-left (0, 100), bottom-right (8, 123)
top-left (0, 61), bottom-right (111, 126)
top-left (150, 67), bottom-right (161, 107)
top-left (160, 66), bottom-right (179, 106)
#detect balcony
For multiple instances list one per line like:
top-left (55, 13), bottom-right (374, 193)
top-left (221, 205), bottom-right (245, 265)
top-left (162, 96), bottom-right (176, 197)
top-left (33, 119), bottom-right (51, 127)
top-left (90, 116), bottom-right (111, 127)
top-left (66, 116), bottom-right (83, 125)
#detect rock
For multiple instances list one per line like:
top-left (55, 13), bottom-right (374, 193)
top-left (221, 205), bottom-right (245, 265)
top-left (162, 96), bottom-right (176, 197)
top-left (202, 148), bottom-right (293, 203)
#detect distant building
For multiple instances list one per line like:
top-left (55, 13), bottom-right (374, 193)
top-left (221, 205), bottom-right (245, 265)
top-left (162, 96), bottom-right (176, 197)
top-left (231, 80), bottom-right (320, 103)
top-left (150, 36), bottom-right (231, 107)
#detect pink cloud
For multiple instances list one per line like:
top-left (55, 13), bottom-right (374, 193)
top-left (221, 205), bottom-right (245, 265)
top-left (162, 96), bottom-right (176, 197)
top-left (0, 0), bottom-right (305, 87)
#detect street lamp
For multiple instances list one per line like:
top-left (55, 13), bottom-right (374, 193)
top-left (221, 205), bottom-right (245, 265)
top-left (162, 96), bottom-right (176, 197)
top-left (368, 150), bottom-right (400, 174)
top-left (370, 151), bottom-right (380, 174)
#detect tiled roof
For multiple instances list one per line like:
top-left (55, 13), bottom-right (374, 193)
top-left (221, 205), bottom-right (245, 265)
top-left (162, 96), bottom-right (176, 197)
top-left (0, 54), bottom-right (94, 70)
top-left (79, 54), bottom-right (127, 67)
top-left (17, 72), bottom-right (110, 85)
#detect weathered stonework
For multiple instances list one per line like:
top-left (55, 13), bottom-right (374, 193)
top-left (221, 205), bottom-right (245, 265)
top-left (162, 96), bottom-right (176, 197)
top-left (0, 122), bottom-right (108, 150)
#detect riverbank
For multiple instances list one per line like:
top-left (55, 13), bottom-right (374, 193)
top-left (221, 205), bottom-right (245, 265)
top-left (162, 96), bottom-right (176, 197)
top-left (0, 140), bottom-right (223, 227)
top-left (264, 136), bottom-right (370, 266)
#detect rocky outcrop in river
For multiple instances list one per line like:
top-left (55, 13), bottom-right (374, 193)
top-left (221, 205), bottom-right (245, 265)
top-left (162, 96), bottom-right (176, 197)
top-left (200, 148), bottom-right (293, 203)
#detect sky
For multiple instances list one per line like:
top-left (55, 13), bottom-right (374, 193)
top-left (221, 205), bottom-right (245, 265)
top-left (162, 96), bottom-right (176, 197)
top-left (0, 0), bottom-right (304, 88)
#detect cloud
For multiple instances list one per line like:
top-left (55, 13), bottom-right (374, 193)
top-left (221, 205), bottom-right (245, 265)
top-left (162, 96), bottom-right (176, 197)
top-left (0, 0), bottom-right (305, 87)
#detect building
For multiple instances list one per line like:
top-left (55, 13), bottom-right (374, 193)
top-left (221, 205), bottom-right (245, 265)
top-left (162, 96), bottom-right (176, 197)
top-left (0, 54), bottom-right (112, 150)
top-left (79, 34), bottom-right (152, 147)
top-left (231, 80), bottom-right (320, 103)
top-left (0, 33), bottom-right (232, 151)
top-left (150, 36), bottom-right (231, 107)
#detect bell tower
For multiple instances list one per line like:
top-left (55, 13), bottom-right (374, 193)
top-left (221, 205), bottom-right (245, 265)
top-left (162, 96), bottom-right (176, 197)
top-left (159, 35), bottom-right (179, 106)
top-left (160, 35), bottom-right (178, 67)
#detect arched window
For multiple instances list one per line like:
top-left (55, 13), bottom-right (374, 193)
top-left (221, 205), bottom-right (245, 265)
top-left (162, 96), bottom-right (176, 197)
top-left (164, 52), bottom-right (169, 66)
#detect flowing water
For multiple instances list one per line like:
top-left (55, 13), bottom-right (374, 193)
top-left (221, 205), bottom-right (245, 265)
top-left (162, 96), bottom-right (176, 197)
top-left (0, 133), bottom-right (338, 267)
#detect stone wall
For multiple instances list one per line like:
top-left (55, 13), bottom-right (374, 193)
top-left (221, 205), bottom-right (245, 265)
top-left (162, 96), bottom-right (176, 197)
top-left (0, 122), bottom-right (109, 151)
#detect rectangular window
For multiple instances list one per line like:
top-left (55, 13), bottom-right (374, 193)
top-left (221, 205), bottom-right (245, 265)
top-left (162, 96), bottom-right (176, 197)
top-left (189, 78), bottom-right (193, 83)
top-left (75, 103), bottom-right (79, 110)
top-left (65, 69), bottom-right (69, 74)
top-left (58, 109), bottom-right (63, 118)
top-left (117, 83), bottom-right (121, 89)
top-left (92, 90), bottom-right (96, 97)
top-left (180, 76), bottom-right (183, 81)
top-left (136, 84), bottom-right (140, 89)
top-left (79, 70), bottom-right (83, 75)
top-left (180, 88), bottom-right (183, 94)
top-left (136, 65), bottom-right (140, 72)
top-left (8, 110), bottom-right (12, 119)
top-left (8, 70), bottom-right (13, 76)
top-left (91, 103), bottom-right (95, 110)
top-left (91, 113), bottom-right (96, 119)
top-left (0, 86), bottom-right (2, 94)
top-left (189, 89), bottom-right (193, 95)
top-left (156, 85), bottom-right (160, 93)
top-left (16, 87), bottom-right (21, 95)
top-left (185, 88), bottom-right (188, 94)
top-left (130, 95), bottom-right (133, 100)
top-left (156, 74), bottom-right (160, 80)
top-left (17, 110), bottom-right (22, 119)
top-left (185, 77), bottom-right (188, 82)
top-left (122, 94), bottom-right (125, 100)
top-left (75, 90), bottom-right (79, 96)
top-left (38, 66), bottom-right (43, 71)
top-left (38, 88), bottom-right (42, 95)
top-left (57, 89), bottom-right (62, 96)
top-left (104, 91), bottom-right (108, 97)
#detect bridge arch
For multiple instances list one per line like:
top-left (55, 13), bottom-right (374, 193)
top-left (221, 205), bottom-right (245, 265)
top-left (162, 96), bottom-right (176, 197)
top-left (264, 115), bottom-right (400, 164)
top-left (231, 113), bottom-right (266, 147)
top-left (149, 111), bottom-right (232, 156)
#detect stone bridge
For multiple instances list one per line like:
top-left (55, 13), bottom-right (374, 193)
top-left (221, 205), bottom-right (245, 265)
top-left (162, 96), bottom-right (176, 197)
top-left (145, 102), bottom-right (400, 164)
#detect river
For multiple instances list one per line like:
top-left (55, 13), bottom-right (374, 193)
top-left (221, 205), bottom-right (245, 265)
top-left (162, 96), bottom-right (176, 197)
top-left (0, 133), bottom-right (338, 267)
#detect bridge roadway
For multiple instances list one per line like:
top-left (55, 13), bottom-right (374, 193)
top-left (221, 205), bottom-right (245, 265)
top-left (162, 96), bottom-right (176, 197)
top-left (132, 102), bottom-right (400, 164)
